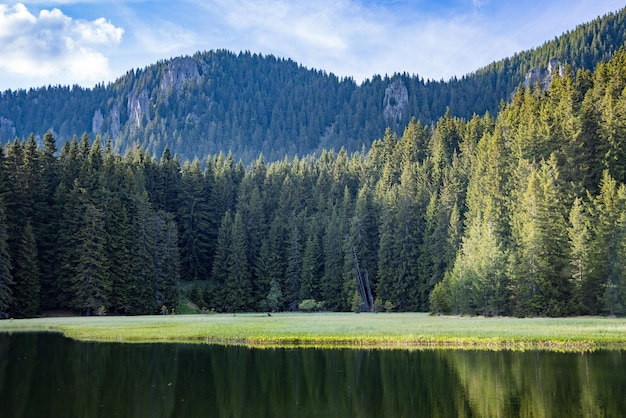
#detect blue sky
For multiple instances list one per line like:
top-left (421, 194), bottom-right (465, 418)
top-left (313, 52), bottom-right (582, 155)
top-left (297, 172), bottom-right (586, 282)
top-left (0, 1), bottom-right (624, 91)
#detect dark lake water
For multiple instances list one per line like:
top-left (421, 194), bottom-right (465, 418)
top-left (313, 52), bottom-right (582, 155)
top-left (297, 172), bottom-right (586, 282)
top-left (0, 332), bottom-right (624, 417)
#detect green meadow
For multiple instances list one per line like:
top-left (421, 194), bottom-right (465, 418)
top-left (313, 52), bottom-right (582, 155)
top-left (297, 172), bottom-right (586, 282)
top-left (2, 313), bottom-right (626, 352)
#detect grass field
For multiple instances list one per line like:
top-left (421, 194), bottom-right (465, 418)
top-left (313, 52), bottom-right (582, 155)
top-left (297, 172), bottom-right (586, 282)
top-left (1, 313), bottom-right (626, 352)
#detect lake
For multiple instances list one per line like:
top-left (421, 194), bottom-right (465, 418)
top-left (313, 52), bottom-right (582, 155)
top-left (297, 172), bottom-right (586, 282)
top-left (0, 332), bottom-right (624, 417)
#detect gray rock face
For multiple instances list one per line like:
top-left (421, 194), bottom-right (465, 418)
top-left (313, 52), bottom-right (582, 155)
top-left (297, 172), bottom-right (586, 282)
top-left (0, 116), bottom-right (15, 139)
top-left (128, 89), bottom-right (151, 128)
top-left (383, 79), bottom-right (409, 122)
top-left (160, 57), bottom-right (200, 95)
top-left (523, 58), bottom-right (565, 90)
top-left (92, 109), bottom-right (104, 135)
top-left (123, 57), bottom-right (200, 130)
top-left (109, 103), bottom-right (121, 139)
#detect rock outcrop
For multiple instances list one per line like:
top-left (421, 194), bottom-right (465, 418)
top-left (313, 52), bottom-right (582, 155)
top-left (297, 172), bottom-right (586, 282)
top-left (128, 88), bottom-right (151, 128)
top-left (523, 58), bottom-right (565, 90)
top-left (0, 116), bottom-right (15, 139)
top-left (92, 109), bottom-right (104, 135)
top-left (383, 79), bottom-right (409, 122)
top-left (160, 56), bottom-right (200, 95)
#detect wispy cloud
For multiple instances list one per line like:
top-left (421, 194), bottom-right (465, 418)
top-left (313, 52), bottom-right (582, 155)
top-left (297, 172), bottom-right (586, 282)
top-left (0, 2), bottom-right (123, 88)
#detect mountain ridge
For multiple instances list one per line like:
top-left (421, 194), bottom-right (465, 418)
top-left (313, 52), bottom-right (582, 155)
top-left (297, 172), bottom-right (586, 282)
top-left (1, 7), bottom-right (625, 163)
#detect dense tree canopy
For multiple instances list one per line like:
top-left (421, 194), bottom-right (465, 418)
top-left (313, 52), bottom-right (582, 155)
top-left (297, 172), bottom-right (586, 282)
top-left (1, 48), bottom-right (626, 318)
top-left (1, 8), bottom-right (626, 164)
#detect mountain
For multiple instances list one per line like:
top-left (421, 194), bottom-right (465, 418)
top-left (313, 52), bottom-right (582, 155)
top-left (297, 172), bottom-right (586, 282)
top-left (1, 7), bottom-right (625, 163)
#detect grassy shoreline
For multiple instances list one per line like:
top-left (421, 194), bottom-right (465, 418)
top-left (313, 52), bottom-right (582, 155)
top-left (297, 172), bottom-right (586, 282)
top-left (1, 313), bottom-right (626, 352)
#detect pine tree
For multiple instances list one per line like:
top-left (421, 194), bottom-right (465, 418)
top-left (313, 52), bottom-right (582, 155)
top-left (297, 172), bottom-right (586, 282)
top-left (10, 223), bottom-right (40, 318)
top-left (567, 197), bottom-right (594, 314)
top-left (152, 211), bottom-right (180, 312)
top-left (37, 131), bottom-right (61, 310)
top-left (128, 192), bottom-right (157, 314)
top-left (284, 216), bottom-right (303, 311)
top-left (210, 211), bottom-right (233, 311)
top-left (321, 205), bottom-right (347, 311)
top-left (344, 183), bottom-right (378, 311)
top-left (178, 159), bottom-right (214, 281)
top-left (235, 177), bottom-right (266, 308)
top-left (0, 204), bottom-right (13, 317)
top-left (300, 220), bottom-right (323, 302)
top-left (592, 171), bottom-right (626, 315)
top-left (225, 212), bottom-right (253, 311)
top-left (72, 204), bottom-right (110, 315)
top-left (418, 192), bottom-right (446, 308)
top-left (53, 181), bottom-right (84, 308)
top-left (376, 187), bottom-right (400, 309)
top-left (510, 158), bottom-right (571, 316)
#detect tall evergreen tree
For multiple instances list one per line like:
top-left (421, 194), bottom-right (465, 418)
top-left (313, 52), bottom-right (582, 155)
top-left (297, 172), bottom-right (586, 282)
top-left (510, 158), bottom-right (571, 316)
top-left (567, 197), bottom-right (594, 314)
top-left (344, 183), bottom-right (377, 311)
top-left (10, 223), bottom-right (40, 318)
top-left (36, 131), bottom-right (62, 309)
top-left (284, 215), bottom-right (304, 311)
top-left (226, 212), bottom-right (253, 311)
top-left (128, 192), bottom-right (157, 314)
top-left (300, 220), bottom-right (324, 302)
top-left (72, 204), bottom-right (110, 315)
top-left (152, 211), bottom-right (180, 312)
top-left (321, 204), bottom-right (347, 311)
top-left (178, 159), bottom-right (214, 281)
top-left (591, 171), bottom-right (626, 315)
top-left (210, 211), bottom-right (233, 311)
top-left (0, 204), bottom-right (13, 317)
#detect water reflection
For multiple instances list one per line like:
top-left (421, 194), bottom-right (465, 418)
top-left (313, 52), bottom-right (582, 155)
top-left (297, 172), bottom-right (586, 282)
top-left (0, 333), bottom-right (624, 417)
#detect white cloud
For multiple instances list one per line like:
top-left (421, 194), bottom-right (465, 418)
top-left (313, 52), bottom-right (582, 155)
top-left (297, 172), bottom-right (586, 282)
top-left (1, 0), bottom-right (624, 90)
top-left (0, 2), bottom-right (122, 88)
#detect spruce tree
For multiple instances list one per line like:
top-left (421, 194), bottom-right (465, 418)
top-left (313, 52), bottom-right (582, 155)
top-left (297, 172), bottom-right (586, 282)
top-left (344, 184), bottom-right (377, 311)
top-left (321, 206), bottom-right (346, 310)
top-left (510, 158), bottom-right (570, 316)
top-left (210, 211), bottom-right (233, 311)
top-left (178, 159), bottom-right (214, 281)
top-left (300, 220), bottom-right (323, 303)
top-left (72, 204), bottom-right (110, 315)
top-left (10, 223), bottom-right (40, 318)
top-left (226, 212), bottom-right (253, 311)
top-left (592, 171), bottom-right (626, 315)
top-left (36, 131), bottom-right (61, 310)
top-left (128, 192), bottom-right (157, 314)
top-left (376, 188), bottom-right (400, 310)
top-left (152, 211), bottom-right (180, 312)
top-left (0, 204), bottom-right (13, 317)
top-left (284, 216), bottom-right (303, 311)
top-left (567, 197), bottom-right (594, 314)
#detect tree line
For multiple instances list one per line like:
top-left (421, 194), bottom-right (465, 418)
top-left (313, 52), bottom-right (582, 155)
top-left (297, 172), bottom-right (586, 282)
top-left (1, 8), bottom-right (625, 165)
top-left (1, 49), bottom-right (626, 318)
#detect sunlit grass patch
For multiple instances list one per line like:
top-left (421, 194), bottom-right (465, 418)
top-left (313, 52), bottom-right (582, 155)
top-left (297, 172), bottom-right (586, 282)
top-left (1, 313), bottom-right (626, 352)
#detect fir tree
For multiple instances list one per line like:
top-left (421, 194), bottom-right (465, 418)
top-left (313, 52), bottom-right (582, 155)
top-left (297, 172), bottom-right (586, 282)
top-left (226, 212), bottom-right (253, 311)
top-left (0, 204), bottom-right (13, 317)
top-left (10, 223), bottom-right (40, 318)
top-left (210, 211), bottom-right (233, 311)
top-left (72, 204), bottom-right (110, 315)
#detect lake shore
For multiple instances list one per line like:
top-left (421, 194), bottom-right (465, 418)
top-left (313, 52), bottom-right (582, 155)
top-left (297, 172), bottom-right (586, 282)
top-left (1, 313), bottom-right (625, 352)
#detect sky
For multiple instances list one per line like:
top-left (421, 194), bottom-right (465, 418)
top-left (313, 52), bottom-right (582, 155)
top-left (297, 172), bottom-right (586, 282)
top-left (0, 0), bottom-right (624, 91)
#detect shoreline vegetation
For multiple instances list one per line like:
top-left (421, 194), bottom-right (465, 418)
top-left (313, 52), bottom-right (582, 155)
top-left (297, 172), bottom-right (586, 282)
top-left (1, 313), bottom-right (626, 352)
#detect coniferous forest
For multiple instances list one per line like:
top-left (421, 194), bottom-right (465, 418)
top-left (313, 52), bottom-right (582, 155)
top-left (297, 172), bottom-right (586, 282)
top-left (1, 46), bottom-right (626, 318)
top-left (1, 8), bottom-right (626, 164)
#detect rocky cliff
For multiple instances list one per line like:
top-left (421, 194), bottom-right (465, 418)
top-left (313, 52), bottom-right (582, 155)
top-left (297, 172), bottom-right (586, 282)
top-left (523, 58), bottom-right (565, 90)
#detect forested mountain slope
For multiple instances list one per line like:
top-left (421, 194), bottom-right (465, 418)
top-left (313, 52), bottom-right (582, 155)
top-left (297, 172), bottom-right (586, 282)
top-left (1, 8), bottom-right (625, 163)
top-left (1, 48), bottom-right (626, 318)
